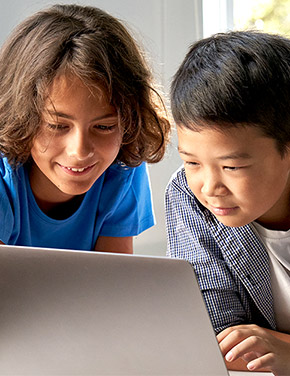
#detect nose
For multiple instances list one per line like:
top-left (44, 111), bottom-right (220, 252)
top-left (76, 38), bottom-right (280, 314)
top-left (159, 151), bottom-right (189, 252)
top-left (201, 169), bottom-right (227, 197)
top-left (66, 129), bottom-right (94, 161)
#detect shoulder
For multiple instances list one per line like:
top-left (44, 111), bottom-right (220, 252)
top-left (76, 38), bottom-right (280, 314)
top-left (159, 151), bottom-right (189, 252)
top-left (0, 158), bottom-right (28, 202)
top-left (166, 166), bottom-right (193, 197)
top-left (166, 165), bottom-right (187, 189)
top-left (91, 162), bottom-right (154, 237)
top-left (0, 157), bottom-right (25, 187)
top-left (165, 166), bottom-right (209, 240)
top-left (104, 161), bottom-right (147, 180)
top-left (95, 162), bottom-right (151, 204)
top-left (165, 165), bottom-right (200, 212)
top-left (102, 162), bottom-right (150, 193)
top-left (0, 157), bottom-right (12, 178)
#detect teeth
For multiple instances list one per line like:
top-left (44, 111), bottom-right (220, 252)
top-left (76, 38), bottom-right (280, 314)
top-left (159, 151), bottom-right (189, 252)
top-left (67, 167), bottom-right (86, 172)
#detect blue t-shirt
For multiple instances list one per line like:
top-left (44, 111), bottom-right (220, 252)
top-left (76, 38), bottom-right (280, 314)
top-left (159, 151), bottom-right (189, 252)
top-left (0, 158), bottom-right (154, 250)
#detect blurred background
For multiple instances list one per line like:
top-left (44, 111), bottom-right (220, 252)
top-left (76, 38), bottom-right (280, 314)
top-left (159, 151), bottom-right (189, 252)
top-left (234, 0), bottom-right (290, 36)
top-left (0, 0), bottom-right (289, 256)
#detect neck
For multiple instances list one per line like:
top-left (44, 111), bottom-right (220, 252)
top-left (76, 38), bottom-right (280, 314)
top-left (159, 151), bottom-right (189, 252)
top-left (35, 194), bottom-right (85, 220)
top-left (256, 175), bottom-right (290, 231)
top-left (28, 162), bottom-right (85, 219)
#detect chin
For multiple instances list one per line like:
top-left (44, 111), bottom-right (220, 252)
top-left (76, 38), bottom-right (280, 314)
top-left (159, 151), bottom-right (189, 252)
top-left (217, 217), bottom-right (251, 228)
top-left (58, 183), bottom-right (95, 197)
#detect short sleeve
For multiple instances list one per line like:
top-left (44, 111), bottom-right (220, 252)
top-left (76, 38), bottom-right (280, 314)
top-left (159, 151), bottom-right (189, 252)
top-left (97, 163), bottom-right (155, 237)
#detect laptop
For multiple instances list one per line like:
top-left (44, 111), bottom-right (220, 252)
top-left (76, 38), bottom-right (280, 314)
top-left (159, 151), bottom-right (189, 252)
top-left (0, 244), bottom-right (272, 375)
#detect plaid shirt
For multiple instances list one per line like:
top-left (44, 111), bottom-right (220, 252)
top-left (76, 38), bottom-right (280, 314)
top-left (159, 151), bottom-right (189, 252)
top-left (165, 167), bottom-right (276, 334)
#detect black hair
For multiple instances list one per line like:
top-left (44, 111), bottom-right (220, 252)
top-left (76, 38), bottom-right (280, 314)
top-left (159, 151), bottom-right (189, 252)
top-left (171, 30), bottom-right (290, 155)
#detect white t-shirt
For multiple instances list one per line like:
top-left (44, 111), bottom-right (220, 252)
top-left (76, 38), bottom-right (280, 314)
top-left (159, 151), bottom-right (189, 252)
top-left (253, 222), bottom-right (290, 334)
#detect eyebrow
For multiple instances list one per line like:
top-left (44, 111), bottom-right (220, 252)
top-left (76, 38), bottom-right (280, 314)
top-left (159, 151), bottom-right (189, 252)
top-left (178, 148), bottom-right (252, 160)
top-left (45, 110), bottom-right (118, 122)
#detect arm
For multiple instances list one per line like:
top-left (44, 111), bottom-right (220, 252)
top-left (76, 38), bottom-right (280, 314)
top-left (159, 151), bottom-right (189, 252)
top-left (166, 175), bottom-right (253, 332)
top-left (93, 163), bottom-right (154, 254)
top-left (217, 324), bottom-right (290, 375)
top-left (94, 236), bottom-right (133, 254)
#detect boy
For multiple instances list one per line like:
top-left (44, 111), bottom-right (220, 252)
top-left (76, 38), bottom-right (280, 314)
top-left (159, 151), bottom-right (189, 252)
top-left (166, 31), bottom-right (290, 375)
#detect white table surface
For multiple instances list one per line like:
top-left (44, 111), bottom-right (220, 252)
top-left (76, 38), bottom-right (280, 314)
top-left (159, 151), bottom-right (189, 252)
top-left (229, 371), bottom-right (274, 376)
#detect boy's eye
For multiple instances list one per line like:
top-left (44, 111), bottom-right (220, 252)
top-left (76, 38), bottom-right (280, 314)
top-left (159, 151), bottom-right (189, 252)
top-left (224, 166), bottom-right (244, 171)
top-left (185, 161), bottom-right (199, 167)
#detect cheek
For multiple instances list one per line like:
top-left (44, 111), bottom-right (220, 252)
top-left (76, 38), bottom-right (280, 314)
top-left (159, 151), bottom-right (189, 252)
top-left (111, 135), bottom-right (122, 152)
top-left (234, 178), bottom-right (255, 195)
top-left (31, 137), bottom-right (63, 168)
top-left (184, 170), bottom-right (199, 194)
top-left (97, 134), bottom-right (122, 156)
top-left (30, 140), bottom-right (44, 163)
top-left (31, 132), bottom-right (57, 156)
top-left (237, 174), bottom-right (284, 209)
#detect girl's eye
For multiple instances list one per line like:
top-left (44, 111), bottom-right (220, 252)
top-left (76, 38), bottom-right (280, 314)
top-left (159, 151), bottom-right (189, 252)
top-left (47, 123), bottom-right (68, 131)
top-left (94, 124), bottom-right (117, 132)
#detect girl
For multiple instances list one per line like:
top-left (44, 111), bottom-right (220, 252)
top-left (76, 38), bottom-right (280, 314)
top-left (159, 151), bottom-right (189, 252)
top-left (0, 4), bottom-right (170, 252)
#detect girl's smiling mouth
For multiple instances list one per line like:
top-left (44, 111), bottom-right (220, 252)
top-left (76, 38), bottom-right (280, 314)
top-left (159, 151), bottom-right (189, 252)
top-left (58, 163), bottom-right (96, 175)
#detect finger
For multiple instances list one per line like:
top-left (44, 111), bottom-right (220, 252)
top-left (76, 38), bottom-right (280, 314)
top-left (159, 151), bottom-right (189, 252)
top-left (219, 328), bottom-right (253, 355)
top-left (216, 324), bottom-right (254, 342)
top-left (217, 328), bottom-right (233, 343)
top-left (247, 352), bottom-right (275, 372)
top-left (219, 325), bottom-right (267, 356)
top-left (242, 351), bottom-right (258, 363)
top-left (225, 336), bottom-right (268, 362)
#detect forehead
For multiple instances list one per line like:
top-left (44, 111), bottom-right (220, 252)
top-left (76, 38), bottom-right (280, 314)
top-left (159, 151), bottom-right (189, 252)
top-left (47, 74), bottom-right (107, 102)
top-left (41, 73), bottom-right (117, 123)
top-left (177, 124), bottom-right (279, 158)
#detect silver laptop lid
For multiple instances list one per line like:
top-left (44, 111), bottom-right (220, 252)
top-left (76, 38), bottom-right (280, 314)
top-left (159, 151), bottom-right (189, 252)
top-left (0, 245), bottom-right (228, 375)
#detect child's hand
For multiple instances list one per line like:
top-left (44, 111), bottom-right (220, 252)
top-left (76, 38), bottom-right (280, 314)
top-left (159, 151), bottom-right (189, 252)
top-left (217, 324), bottom-right (290, 376)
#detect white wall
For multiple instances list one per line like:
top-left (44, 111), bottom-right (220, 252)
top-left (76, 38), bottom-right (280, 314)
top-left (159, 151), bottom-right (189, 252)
top-left (0, 0), bottom-right (203, 256)
top-left (202, 0), bottom-right (233, 37)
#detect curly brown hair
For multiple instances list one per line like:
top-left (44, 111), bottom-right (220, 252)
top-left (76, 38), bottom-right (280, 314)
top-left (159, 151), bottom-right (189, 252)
top-left (0, 4), bottom-right (170, 167)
